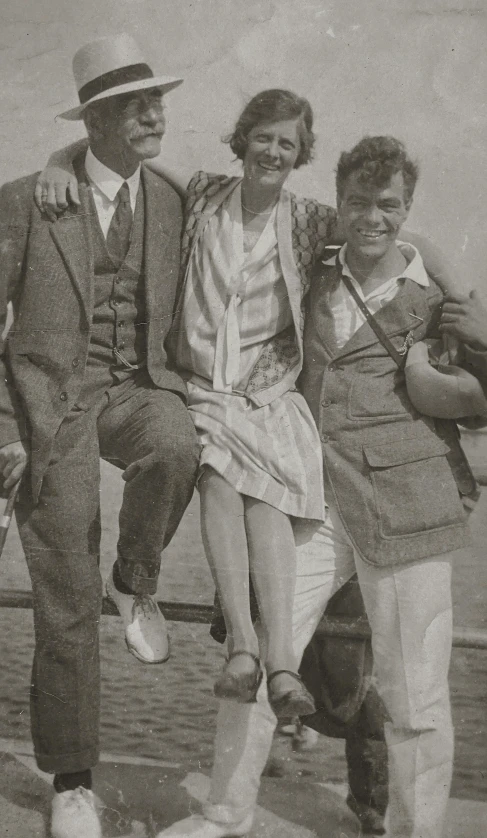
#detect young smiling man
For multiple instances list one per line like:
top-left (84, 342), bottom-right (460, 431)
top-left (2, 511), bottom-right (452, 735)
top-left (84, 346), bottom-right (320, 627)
top-left (298, 135), bottom-right (476, 838)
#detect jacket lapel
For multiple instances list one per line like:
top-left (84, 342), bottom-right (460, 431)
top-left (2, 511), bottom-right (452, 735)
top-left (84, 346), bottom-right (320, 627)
top-left (49, 156), bottom-right (94, 321)
top-left (173, 176), bottom-right (242, 319)
top-left (141, 166), bottom-right (173, 323)
top-left (277, 189), bottom-right (303, 331)
top-left (334, 279), bottom-right (432, 361)
top-left (189, 177), bottom-right (241, 259)
top-left (309, 268), bottom-right (341, 357)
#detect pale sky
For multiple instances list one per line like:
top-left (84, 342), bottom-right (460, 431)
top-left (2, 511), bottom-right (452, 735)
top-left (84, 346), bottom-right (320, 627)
top-left (0, 0), bottom-right (485, 281)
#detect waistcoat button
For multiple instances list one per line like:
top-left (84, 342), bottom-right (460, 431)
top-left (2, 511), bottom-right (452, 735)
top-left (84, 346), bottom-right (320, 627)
top-left (60, 391), bottom-right (68, 401)
top-left (72, 358), bottom-right (79, 368)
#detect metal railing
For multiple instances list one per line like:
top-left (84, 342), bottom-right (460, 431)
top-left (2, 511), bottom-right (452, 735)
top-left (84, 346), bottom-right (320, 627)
top-left (1, 588), bottom-right (486, 650)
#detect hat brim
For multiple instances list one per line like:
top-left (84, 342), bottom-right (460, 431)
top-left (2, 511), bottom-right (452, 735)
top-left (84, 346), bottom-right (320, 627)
top-left (57, 75), bottom-right (183, 121)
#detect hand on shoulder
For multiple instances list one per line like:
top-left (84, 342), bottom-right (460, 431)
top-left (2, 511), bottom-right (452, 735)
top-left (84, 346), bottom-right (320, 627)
top-left (440, 289), bottom-right (487, 350)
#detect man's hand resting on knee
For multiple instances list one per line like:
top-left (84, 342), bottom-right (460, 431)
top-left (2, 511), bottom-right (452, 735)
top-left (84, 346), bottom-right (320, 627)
top-left (0, 441), bottom-right (28, 491)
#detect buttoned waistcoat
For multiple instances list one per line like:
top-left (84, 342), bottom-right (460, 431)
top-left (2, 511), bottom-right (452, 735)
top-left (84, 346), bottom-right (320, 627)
top-left (301, 264), bottom-right (469, 566)
top-left (85, 173), bottom-right (147, 377)
top-left (168, 171), bottom-right (337, 406)
top-left (0, 156), bottom-right (185, 501)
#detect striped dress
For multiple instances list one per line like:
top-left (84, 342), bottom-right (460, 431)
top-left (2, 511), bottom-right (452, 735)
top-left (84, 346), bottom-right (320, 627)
top-left (176, 182), bottom-right (325, 522)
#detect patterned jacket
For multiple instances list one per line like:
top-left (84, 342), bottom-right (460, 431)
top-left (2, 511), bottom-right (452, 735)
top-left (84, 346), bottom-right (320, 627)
top-left (170, 171), bottom-right (337, 406)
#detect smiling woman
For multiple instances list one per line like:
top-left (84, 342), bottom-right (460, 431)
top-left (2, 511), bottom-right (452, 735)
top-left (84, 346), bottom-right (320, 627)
top-left (240, 118), bottom-right (301, 215)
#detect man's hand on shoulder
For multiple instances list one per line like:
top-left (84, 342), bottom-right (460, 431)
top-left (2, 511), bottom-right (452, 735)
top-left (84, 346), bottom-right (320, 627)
top-left (0, 441), bottom-right (28, 491)
top-left (440, 289), bottom-right (487, 351)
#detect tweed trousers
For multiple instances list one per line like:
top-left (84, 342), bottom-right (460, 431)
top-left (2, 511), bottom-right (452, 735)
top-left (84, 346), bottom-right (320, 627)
top-left (204, 506), bottom-right (456, 838)
top-left (16, 371), bottom-right (199, 774)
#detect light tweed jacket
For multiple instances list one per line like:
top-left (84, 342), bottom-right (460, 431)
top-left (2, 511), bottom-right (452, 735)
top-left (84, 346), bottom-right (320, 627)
top-left (301, 261), bottom-right (482, 565)
top-left (169, 171), bottom-right (338, 406)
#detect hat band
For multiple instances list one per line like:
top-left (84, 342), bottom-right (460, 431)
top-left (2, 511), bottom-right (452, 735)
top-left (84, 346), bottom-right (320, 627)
top-left (78, 63), bottom-right (154, 105)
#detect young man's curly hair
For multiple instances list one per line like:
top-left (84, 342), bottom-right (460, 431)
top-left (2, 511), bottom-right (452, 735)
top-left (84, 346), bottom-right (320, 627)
top-left (336, 136), bottom-right (419, 204)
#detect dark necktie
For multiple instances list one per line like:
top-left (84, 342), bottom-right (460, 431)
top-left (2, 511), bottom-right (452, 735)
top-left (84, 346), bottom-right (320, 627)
top-left (106, 181), bottom-right (133, 266)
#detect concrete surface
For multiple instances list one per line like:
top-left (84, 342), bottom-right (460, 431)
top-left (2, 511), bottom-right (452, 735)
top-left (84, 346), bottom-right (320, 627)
top-left (2, 738), bottom-right (487, 838)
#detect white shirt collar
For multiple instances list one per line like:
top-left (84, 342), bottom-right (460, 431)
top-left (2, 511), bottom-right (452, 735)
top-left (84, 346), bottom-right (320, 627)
top-left (324, 241), bottom-right (430, 289)
top-left (85, 147), bottom-right (141, 206)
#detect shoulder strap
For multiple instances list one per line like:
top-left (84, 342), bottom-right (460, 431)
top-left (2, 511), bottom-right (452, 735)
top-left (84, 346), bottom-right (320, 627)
top-left (338, 259), bottom-right (404, 367)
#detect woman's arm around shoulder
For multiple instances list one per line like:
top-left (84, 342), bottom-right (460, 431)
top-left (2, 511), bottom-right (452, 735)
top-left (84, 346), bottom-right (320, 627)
top-left (143, 160), bottom-right (190, 199)
top-left (35, 139), bottom-right (89, 219)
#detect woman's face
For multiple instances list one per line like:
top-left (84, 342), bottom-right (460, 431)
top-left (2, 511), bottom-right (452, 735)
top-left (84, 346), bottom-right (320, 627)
top-left (243, 118), bottom-right (301, 192)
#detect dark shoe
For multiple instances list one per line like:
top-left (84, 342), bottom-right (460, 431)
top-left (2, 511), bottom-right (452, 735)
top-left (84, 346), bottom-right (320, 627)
top-left (214, 651), bottom-right (263, 703)
top-left (267, 669), bottom-right (316, 721)
top-left (346, 795), bottom-right (386, 835)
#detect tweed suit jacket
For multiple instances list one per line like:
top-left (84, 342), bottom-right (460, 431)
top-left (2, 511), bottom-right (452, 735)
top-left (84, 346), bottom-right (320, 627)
top-left (301, 262), bottom-right (470, 566)
top-left (0, 155), bottom-right (185, 500)
top-left (169, 171), bottom-right (338, 406)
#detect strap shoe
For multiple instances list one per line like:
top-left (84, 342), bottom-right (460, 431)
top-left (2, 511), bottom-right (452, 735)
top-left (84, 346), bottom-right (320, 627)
top-left (267, 669), bottom-right (316, 721)
top-left (106, 568), bottom-right (170, 663)
top-left (213, 651), bottom-right (263, 703)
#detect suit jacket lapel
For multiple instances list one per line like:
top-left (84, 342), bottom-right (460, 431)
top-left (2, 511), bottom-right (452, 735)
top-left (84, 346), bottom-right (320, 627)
top-left (49, 155), bottom-right (94, 321)
top-left (141, 166), bottom-right (173, 323)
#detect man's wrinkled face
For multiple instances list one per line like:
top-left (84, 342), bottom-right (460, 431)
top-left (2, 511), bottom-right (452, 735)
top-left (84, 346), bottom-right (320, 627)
top-left (93, 87), bottom-right (166, 163)
top-left (337, 171), bottom-right (411, 260)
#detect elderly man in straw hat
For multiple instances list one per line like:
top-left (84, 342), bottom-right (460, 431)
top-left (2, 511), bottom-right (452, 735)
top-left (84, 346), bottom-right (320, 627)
top-left (0, 34), bottom-right (199, 837)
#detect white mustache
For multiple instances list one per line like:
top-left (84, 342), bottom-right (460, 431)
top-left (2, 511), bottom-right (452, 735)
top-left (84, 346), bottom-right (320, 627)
top-left (131, 127), bottom-right (164, 139)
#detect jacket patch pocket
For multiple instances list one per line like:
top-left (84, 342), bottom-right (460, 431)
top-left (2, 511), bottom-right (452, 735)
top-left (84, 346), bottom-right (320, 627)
top-left (363, 436), bottom-right (465, 539)
top-left (347, 362), bottom-right (411, 420)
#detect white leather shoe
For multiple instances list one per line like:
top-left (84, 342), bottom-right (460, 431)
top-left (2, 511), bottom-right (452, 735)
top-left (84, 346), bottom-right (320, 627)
top-left (106, 570), bottom-right (170, 664)
top-left (155, 813), bottom-right (253, 837)
top-left (51, 787), bottom-right (102, 838)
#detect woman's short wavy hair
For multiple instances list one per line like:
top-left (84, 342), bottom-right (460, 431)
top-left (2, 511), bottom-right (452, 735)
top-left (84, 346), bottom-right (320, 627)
top-left (225, 89), bottom-right (315, 169)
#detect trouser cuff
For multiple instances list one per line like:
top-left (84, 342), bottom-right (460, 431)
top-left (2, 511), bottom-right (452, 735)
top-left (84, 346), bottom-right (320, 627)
top-left (115, 556), bottom-right (159, 596)
top-left (35, 744), bottom-right (99, 775)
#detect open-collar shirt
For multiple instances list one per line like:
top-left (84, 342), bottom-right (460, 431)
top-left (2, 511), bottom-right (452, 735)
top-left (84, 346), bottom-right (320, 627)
top-left (325, 242), bottom-right (430, 349)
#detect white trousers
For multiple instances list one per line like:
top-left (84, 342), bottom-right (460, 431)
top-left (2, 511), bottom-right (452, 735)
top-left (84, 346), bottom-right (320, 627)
top-left (203, 505), bottom-right (456, 838)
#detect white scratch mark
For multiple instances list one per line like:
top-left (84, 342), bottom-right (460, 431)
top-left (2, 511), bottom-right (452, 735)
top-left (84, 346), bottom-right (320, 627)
top-left (326, 27), bottom-right (336, 38)
top-left (461, 234), bottom-right (469, 252)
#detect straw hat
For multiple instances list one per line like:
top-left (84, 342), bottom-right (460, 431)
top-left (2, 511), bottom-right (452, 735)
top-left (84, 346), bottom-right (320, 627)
top-left (59, 34), bottom-right (183, 121)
